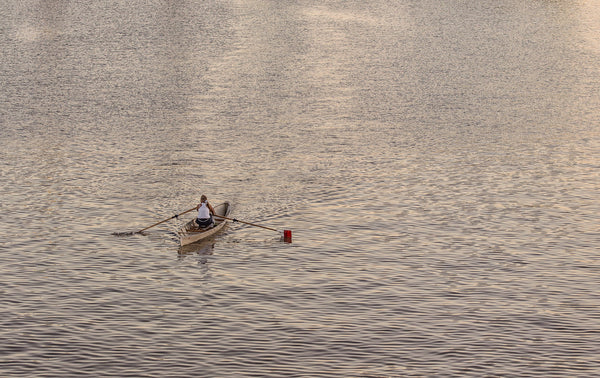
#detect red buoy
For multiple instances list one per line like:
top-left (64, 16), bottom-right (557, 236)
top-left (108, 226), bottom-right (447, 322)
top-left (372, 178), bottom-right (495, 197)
top-left (283, 230), bottom-right (292, 243)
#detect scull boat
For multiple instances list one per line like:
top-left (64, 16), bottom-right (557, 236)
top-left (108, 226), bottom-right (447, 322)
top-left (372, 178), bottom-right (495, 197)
top-left (179, 202), bottom-right (231, 246)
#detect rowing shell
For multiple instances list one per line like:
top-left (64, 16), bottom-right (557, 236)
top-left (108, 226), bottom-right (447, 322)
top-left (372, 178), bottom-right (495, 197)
top-left (179, 202), bottom-right (231, 246)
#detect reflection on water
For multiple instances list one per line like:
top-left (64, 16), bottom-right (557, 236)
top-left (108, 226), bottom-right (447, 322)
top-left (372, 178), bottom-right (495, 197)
top-left (1, 0), bottom-right (599, 376)
top-left (178, 240), bottom-right (215, 274)
top-left (178, 240), bottom-right (216, 259)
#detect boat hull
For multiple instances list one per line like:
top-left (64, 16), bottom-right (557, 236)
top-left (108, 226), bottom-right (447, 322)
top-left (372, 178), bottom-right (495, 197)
top-left (179, 202), bottom-right (231, 246)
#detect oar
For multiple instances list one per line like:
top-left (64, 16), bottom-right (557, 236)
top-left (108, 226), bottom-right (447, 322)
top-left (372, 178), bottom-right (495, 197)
top-left (113, 206), bottom-right (197, 236)
top-left (213, 214), bottom-right (292, 242)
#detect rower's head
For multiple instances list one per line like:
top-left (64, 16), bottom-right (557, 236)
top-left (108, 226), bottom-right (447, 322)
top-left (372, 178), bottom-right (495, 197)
top-left (200, 195), bottom-right (207, 203)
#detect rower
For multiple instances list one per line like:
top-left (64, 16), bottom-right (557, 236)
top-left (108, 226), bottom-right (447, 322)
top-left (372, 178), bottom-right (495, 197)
top-left (195, 195), bottom-right (216, 228)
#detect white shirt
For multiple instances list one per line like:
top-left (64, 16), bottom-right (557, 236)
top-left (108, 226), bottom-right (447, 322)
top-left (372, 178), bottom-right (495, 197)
top-left (197, 202), bottom-right (210, 219)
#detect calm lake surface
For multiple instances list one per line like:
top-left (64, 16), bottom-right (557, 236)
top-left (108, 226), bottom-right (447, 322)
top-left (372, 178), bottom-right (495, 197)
top-left (1, 0), bottom-right (599, 376)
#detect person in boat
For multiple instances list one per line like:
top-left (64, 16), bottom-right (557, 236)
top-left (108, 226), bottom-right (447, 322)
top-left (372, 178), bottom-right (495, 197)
top-left (195, 195), bottom-right (216, 228)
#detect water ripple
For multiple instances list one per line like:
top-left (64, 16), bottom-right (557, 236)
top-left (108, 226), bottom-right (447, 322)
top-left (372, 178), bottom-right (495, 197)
top-left (2, 0), bottom-right (600, 376)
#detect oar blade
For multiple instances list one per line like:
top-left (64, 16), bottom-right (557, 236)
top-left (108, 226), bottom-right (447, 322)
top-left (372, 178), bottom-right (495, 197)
top-left (112, 231), bottom-right (137, 237)
top-left (283, 230), bottom-right (292, 243)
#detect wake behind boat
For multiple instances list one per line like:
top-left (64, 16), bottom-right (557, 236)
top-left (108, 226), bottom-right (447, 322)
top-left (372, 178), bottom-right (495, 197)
top-left (179, 202), bottom-right (231, 246)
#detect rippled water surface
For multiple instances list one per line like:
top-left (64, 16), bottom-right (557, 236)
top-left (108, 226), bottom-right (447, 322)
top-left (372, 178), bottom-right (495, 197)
top-left (1, 0), bottom-right (599, 376)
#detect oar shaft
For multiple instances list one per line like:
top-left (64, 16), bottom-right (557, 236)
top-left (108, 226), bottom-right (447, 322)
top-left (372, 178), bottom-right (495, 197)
top-left (137, 206), bottom-right (196, 233)
top-left (214, 214), bottom-right (278, 232)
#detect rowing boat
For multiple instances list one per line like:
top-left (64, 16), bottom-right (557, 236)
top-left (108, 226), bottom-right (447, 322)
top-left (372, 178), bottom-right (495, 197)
top-left (179, 202), bottom-right (231, 246)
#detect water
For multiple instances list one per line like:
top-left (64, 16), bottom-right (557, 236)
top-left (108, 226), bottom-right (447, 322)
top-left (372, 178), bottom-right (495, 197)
top-left (1, 0), bottom-right (599, 376)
